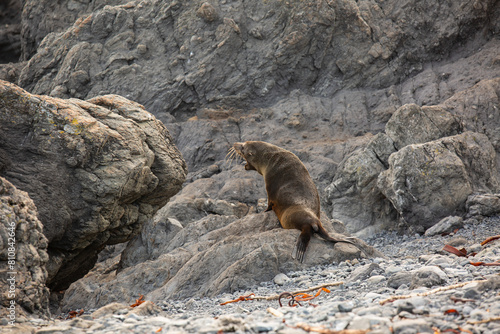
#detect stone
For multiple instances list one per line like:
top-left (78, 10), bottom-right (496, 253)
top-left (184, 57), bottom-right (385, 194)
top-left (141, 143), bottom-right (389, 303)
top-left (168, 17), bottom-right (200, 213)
top-left (440, 78), bottom-right (500, 169)
top-left (385, 104), bottom-right (462, 150)
top-left (378, 132), bottom-right (499, 232)
top-left (424, 216), bottom-right (464, 236)
top-left (273, 273), bottom-right (290, 286)
top-left (338, 302), bottom-right (354, 313)
top-left (477, 275), bottom-right (500, 292)
top-left (325, 133), bottom-right (397, 235)
top-left (91, 302), bottom-right (131, 319)
top-left (0, 0), bottom-right (22, 63)
top-left (348, 263), bottom-right (381, 282)
top-left (387, 272), bottom-right (413, 289)
top-left (0, 80), bottom-right (187, 291)
top-left (118, 217), bottom-right (185, 270)
top-left (196, 2), bottom-right (219, 22)
top-left (18, 0), bottom-right (500, 121)
top-left (128, 301), bottom-right (162, 317)
top-left (20, 0), bottom-right (127, 60)
top-left (0, 177), bottom-right (49, 317)
top-left (466, 194), bottom-right (500, 216)
top-left (392, 319), bottom-right (433, 334)
top-left (410, 266), bottom-right (448, 289)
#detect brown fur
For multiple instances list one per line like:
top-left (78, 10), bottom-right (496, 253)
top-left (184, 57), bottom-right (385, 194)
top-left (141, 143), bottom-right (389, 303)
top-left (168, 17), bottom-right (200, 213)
top-left (233, 141), bottom-right (359, 262)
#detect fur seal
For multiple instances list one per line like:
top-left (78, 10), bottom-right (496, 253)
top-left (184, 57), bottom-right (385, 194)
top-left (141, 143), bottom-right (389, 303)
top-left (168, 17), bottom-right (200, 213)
top-left (231, 141), bottom-right (362, 262)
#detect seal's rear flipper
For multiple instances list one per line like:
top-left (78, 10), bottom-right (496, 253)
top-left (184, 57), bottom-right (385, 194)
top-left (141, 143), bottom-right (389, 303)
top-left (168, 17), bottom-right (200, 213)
top-left (292, 227), bottom-right (311, 263)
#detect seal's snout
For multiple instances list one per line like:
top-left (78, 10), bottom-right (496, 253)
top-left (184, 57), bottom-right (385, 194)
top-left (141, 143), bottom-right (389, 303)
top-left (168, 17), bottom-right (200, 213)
top-left (233, 142), bottom-right (246, 158)
top-left (233, 142), bottom-right (244, 153)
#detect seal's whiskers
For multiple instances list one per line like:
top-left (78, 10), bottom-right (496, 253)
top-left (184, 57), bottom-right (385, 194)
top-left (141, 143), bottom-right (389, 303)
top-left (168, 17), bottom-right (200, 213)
top-left (225, 147), bottom-right (241, 168)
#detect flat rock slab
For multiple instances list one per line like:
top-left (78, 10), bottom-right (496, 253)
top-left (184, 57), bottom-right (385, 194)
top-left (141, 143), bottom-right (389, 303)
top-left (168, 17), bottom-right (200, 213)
top-left (62, 211), bottom-right (382, 310)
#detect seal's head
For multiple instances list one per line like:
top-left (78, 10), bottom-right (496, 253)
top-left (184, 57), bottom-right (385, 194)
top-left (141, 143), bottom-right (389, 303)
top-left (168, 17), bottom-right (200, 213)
top-left (232, 141), bottom-right (280, 174)
top-left (233, 141), bottom-right (258, 171)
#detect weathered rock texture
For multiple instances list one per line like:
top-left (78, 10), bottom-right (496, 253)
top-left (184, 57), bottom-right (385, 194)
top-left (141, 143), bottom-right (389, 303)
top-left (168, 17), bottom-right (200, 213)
top-left (18, 0), bottom-right (500, 117)
top-left (0, 80), bottom-right (187, 291)
top-left (62, 210), bottom-right (380, 311)
top-left (466, 193), bottom-right (500, 217)
top-left (0, 177), bottom-right (49, 317)
top-left (0, 0), bottom-right (22, 63)
top-left (378, 132), bottom-right (498, 232)
top-left (20, 0), bottom-right (127, 61)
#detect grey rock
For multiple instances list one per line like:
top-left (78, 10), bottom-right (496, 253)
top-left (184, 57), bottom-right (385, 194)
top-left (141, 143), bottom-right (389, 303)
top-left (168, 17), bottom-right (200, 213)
top-left (445, 237), bottom-right (469, 247)
top-left (338, 301), bottom-right (354, 313)
top-left (196, 2), bottom-right (219, 23)
top-left (366, 275), bottom-right (386, 285)
top-left (387, 272), bottom-right (413, 289)
top-left (0, 80), bottom-right (187, 291)
top-left (20, 0), bottom-right (127, 60)
top-left (477, 275), bottom-right (500, 292)
top-left (91, 302), bottom-right (131, 319)
top-left (19, 0), bottom-right (500, 118)
top-left (378, 132), bottom-right (499, 232)
top-left (463, 288), bottom-right (482, 300)
top-left (325, 133), bottom-right (397, 235)
top-left (0, 0), bottom-right (22, 63)
top-left (424, 216), bottom-right (464, 236)
top-left (440, 77), bottom-right (500, 169)
top-left (410, 266), bottom-right (448, 289)
top-left (128, 301), bottom-right (162, 317)
top-left (118, 217), bottom-right (184, 270)
top-left (348, 315), bottom-right (391, 331)
top-left (61, 212), bottom-right (379, 310)
top-left (0, 61), bottom-right (26, 85)
top-left (421, 255), bottom-right (454, 268)
top-left (466, 193), bottom-right (500, 217)
top-left (392, 319), bottom-right (433, 334)
top-left (273, 273), bottom-right (290, 286)
top-left (385, 104), bottom-right (462, 150)
top-left (396, 301), bottom-right (415, 314)
top-left (348, 263), bottom-right (381, 282)
top-left (0, 177), bottom-right (49, 317)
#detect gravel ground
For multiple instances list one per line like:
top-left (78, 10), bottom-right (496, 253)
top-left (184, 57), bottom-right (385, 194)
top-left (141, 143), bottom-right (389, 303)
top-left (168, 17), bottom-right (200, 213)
top-left (10, 216), bottom-right (500, 333)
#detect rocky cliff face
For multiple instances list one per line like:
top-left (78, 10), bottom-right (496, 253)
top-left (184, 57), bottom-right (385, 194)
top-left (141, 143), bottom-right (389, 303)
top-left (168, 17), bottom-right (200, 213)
top-left (1, 0), bottom-right (500, 315)
top-left (17, 0), bottom-right (500, 116)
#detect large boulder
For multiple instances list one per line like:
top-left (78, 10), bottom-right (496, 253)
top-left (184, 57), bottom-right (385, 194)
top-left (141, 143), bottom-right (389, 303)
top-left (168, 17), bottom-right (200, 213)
top-left (385, 104), bottom-right (462, 150)
top-left (325, 103), bottom-right (463, 236)
top-left (0, 177), bottom-right (49, 318)
top-left (439, 78), bottom-right (500, 168)
top-left (466, 193), bottom-right (500, 217)
top-left (377, 132), bottom-right (499, 232)
top-left (325, 133), bottom-right (397, 236)
top-left (0, 80), bottom-right (187, 291)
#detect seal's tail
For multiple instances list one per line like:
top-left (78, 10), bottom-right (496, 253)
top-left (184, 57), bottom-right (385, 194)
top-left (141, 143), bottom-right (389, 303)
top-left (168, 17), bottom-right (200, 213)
top-left (292, 225), bottom-right (312, 263)
top-left (316, 223), bottom-right (371, 257)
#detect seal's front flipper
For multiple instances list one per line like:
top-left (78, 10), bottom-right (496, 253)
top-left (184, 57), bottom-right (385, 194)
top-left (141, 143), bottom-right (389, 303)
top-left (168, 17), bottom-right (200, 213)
top-left (292, 227), bottom-right (311, 263)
